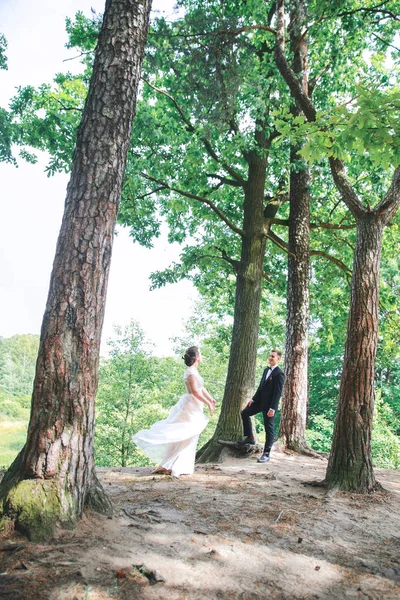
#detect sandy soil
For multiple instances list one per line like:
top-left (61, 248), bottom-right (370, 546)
top-left (1, 451), bottom-right (400, 600)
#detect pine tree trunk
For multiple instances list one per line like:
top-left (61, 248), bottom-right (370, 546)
top-left (197, 156), bottom-right (267, 463)
top-left (279, 0), bottom-right (310, 451)
top-left (0, 0), bottom-right (152, 540)
top-left (325, 216), bottom-right (384, 492)
top-left (279, 152), bottom-right (310, 450)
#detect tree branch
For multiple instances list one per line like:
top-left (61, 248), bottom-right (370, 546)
top-left (268, 229), bottom-right (352, 280)
top-left (311, 220), bottom-right (356, 230)
top-left (214, 25), bottom-right (277, 37)
top-left (201, 140), bottom-right (247, 186)
top-left (308, 64), bottom-right (331, 96)
top-left (62, 50), bottom-right (94, 63)
top-left (270, 218), bottom-right (356, 230)
top-left (207, 173), bottom-right (243, 188)
top-left (209, 245), bottom-right (273, 282)
top-left (150, 24), bottom-right (276, 40)
top-left (330, 232), bottom-right (355, 252)
top-left (308, 2), bottom-right (399, 29)
top-left (140, 172), bottom-right (245, 237)
top-left (52, 97), bottom-right (82, 112)
top-left (133, 185), bottom-right (167, 201)
top-left (270, 218), bottom-right (289, 227)
top-left (275, 1), bottom-right (366, 220)
top-left (375, 166), bottom-right (400, 225)
top-left (142, 77), bottom-right (193, 131)
top-left (262, 271), bottom-right (273, 283)
top-left (335, 4), bottom-right (400, 22)
top-left (310, 250), bottom-right (352, 283)
top-left (328, 158), bottom-right (367, 219)
top-left (266, 230), bottom-right (296, 258)
top-left (274, 0), bottom-right (316, 122)
top-left (142, 78), bottom-right (247, 186)
top-left (263, 185), bottom-right (289, 227)
top-left (371, 33), bottom-right (400, 53)
top-left (213, 246), bottom-right (240, 272)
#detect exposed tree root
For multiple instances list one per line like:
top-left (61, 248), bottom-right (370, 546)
top-left (1, 462), bottom-right (112, 540)
top-left (273, 438), bottom-right (327, 460)
top-left (302, 479), bottom-right (327, 488)
top-left (85, 472), bottom-right (113, 517)
top-left (196, 442), bottom-right (231, 464)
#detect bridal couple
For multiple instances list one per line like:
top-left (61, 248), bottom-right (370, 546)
top-left (132, 346), bottom-right (284, 477)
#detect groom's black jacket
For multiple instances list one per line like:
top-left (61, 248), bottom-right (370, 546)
top-left (252, 366), bottom-right (284, 412)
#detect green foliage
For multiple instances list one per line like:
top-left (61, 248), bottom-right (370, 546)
top-left (0, 396), bottom-right (30, 420)
top-left (9, 75), bottom-right (86, 174)
top-left (306, 416), bottom-right (334, 453)
top-left (371, 394), bottom-right (400, 469)
top-left (3, 1), bottom-right (397, 301)
top-left (0, 418), bottom-right (28, 470)
top-left (95, 321), bottom-right (159, 467)
top-left (0, 334), bottom-right (39, 398)
top-left (274, 84), bottom-right (400, 170)
top-left (306, 392), bottom-right (400, 469)
top-left (0, 335), bottom-right (37, 467)
top-left (0, 108), bottom-right (16, 164)
top-left (0, 33), bottom-right (7, 70)
top-left (0, 12), bottom-right (95, 169)
top-left (65, 11), bottom-right (101, 54)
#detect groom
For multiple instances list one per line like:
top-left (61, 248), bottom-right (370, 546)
top-left (239, 349), bottom-right (284, 463)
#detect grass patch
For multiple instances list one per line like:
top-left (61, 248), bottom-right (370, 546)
top-left (0, 417), bottom-right (28, 469)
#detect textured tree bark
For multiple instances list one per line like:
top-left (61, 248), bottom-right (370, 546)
top-left (279, 157), bottom-right (310, 450)
top-left (0, 0), bottom-right (152, 539)
top-left (326, 218), bottom-right (383, 491)
top-left (197, 155), bottom-right (267, 463)
top-left (324, 165), bottom-right (400, 491)
top-left (278, 0), bottom-right (311, 451)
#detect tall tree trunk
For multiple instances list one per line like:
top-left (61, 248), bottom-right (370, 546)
top-left (0, 0), bottom-right (152, 540)
top-left (197, 156), bottom-right (267, 463)
top-left (280, 152), bottom-right (310, 450)
top-left (279, 0), bottom-right (311, 451)
top-left (325, 163), bottom-right (400, 492)
top-left (325, 217), bottom-right (384, 491)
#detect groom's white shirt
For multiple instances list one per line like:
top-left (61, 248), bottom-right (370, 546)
top-left (264, 364), bottom-right (277, 382)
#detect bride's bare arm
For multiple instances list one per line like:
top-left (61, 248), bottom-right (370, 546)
top-left (186, 375), bottom-right (214, 415)
top-left (202, 387), bottom-right (217, 405)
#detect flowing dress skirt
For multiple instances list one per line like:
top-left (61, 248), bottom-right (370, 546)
top-left (132, 393), bottom-right (208, 476)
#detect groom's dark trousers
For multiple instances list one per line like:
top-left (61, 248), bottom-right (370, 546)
top-left (241, 365), bottom-right (284, 453)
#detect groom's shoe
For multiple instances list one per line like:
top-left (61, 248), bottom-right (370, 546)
top-left (238, 436), bottom-right (256, 446)
top-left (257, 453), bottom-right (270, 463)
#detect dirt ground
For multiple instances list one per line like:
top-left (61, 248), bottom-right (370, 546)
top-left (1, 451), bottom-right (400, 600)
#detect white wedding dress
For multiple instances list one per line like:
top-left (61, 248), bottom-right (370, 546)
top-left (132, 366), bottom-right (209, 476)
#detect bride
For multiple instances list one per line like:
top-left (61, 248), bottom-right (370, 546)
top-left (132, 346), bottom-right (217, 477)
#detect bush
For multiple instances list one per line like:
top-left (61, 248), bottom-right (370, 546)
top-left (372, 423), bottom-right (400, 469)
top-left (372, 396), bottom-right (400, 469)
top-left (306, 415), bottom-right (334, 453)
top-left (0, 396), bottom-right (30, 419)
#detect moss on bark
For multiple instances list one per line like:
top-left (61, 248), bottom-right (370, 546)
top-left (2, 479), bottom-right (76, 541)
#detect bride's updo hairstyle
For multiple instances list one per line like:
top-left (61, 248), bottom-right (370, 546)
top-left (182, 346), bottom-right (200, 367)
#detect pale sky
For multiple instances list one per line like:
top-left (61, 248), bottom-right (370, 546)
top-left (0, 0), bottom-right (198, 356)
